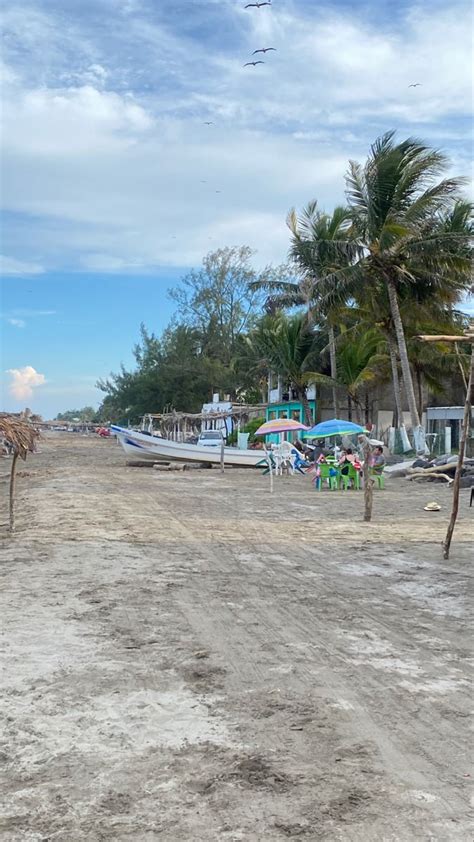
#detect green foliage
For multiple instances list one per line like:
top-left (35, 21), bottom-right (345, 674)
top-left (95, 134), bottom-right (471, 429)
top-left (96, 248), bottom-right (279, 421)
top-left (56, 406), bottom-right (97, 422)
top-left (227, 416), bottom-right (265, 446)
top-left (169, 246), bottom-right (290, 365)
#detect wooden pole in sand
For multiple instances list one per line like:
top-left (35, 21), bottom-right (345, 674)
top-left (9, 450), bottom-right (19, 533)
top-left (359, 435), bottom-right (374, 522)
top-left (415, 331), bottom-right (473, 559)
top-left (443, 345), bottom-right (473, 559)
top-left (220, 436), bottom-right (225, 474)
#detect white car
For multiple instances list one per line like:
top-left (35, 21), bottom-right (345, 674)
top-left (197, 430), bottom-right (224, 447)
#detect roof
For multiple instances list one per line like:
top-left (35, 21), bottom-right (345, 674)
top-left (0, 413), bottom-right (40, 460)
top-left (143, 405), bottom-right (265, 423)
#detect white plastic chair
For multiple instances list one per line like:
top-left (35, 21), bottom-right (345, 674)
top-left (279, 441), bottom-right (296, 475)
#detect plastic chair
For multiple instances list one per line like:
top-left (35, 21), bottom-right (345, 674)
top-left (256, 452), bottom-right (275, 475)
top-left (292, 451), bottom-right (310, 475)
top-left (316, 462), bottom-right (339, 490)
top-left (340, 464), bottom-right (361, 491)
top-left (370, 468), bottom-right (385, 489)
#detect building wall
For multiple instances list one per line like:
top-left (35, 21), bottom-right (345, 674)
top-left (265, 400), bottom-right (316, 443)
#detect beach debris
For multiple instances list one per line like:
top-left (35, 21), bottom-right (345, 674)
top-left (153, 462), bottom-right (185, 471)
top-left (424, 502), bottom-right (441, 512)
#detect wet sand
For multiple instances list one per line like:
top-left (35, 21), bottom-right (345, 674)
top-left (0, 434), bottom-right (472, 840)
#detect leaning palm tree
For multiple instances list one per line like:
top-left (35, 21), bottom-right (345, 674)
top-left (333, 132), bottom-right (472, 450)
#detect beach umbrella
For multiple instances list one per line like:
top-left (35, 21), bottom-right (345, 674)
top-left (302, 419), bottom-right (368, 438)
top-left (255, 417), bottom-right (308, 495)
top-left (255, 418), bottom-right (309, 435)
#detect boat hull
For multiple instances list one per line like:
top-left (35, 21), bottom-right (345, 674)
top-left (111, 426), bottom-right (264, 467)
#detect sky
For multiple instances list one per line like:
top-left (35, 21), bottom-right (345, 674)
top-left (0, 0), bottom-right (472, 418)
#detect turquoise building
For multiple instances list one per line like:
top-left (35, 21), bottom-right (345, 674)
top-left (265, 375), bottom-right (317, 443)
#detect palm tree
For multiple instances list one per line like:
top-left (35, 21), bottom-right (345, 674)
top-left (331, 324), bottom-right (390, 424)
top-left (245, 313), bottom-right (325, 426)
top-left (335, 132), bottom-right (472, 449)
top-left (250, 204), bottom-right (356, 417)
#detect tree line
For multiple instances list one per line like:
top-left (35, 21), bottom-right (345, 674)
top-left (87, 132), bottom-right (472, 441)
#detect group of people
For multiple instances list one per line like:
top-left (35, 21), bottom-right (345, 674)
top-left (293, 439), bottom-right (386, 474)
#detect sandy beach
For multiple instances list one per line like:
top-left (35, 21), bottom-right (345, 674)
top-left (0, 433), bottom-right (472, 840)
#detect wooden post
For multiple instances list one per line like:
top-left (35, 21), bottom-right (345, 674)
top-left (359, 435), bottom-right (374, 522)
top-left (443, 345), bottom-right (473, 559)
top-left (220, 436), bottom-right (225, 474)
top-left (9, 450), bottom-right (19, 533)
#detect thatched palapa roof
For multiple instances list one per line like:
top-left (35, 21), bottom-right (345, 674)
top-left (0, 413), bottom-right (40, 460)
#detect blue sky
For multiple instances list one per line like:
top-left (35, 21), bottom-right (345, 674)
top-left (1, 0), bottom-right (472, 418)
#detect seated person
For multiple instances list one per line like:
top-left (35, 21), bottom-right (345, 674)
top-left (372, 445), bottom-right (386, 472)
top-left (338, 447), bottom-right (355, 474)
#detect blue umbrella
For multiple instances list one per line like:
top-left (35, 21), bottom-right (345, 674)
top-left (303, 418), bottom-right (368, 438)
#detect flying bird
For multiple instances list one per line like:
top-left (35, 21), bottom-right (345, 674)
top-left (245, 1), bottom-right (271, 7)
top-left (243, 60), bottom-right (265, 67)
top-left (252, 47), bottom-right (276, 54)
top-left (215, 190), bottom-right (222, 193)
top-left (204, 121), bottom-right (214, 125)
top-left (408, 83), bottom-right (422, 87)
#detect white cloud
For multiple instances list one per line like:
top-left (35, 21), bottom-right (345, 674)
top-left (10, 309), bottom-right (56, 317)
top-left (0, 0), bottom-right (472, 271)
top-left (7, 318), bottom-right (26, 328)
top-left (7, 366), bottom-right (46, 401)
top-left (0, 255), bottom-right (45, 276)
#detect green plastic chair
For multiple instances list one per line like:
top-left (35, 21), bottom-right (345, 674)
top-left (256, 452), bottom-right (276, 475)
top-left (370, 468), bottom-right (385, 489)
top-left (316, 462), bottom-right (339, 490)
top-left (339, 463), bottom-right (361, 490)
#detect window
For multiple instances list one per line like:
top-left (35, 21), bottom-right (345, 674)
top-left (291, 409), bottom-right (301, 422)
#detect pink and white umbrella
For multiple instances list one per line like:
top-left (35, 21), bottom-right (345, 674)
top-left (255, 418), bottom-right (309, 436)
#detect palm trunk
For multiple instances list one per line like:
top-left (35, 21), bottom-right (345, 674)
top-left (347, 394), bottom-right (353, 422)
top-left (387, 333), bottom-right (403, 428)
top-left (328, 325), bottom-right (339, 417)
top-left (386, 277), bottom-right (421, 431)
top-left (299, 389), bottom-right (314, 427)
top-left (364, 392), bottom-right (370, 427)
top-left (352, 395), bottom-right (363, 425)
top-left (415, 367), bottom-right (423, 421)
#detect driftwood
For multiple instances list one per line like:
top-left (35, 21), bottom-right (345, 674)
top-left (153, 463), bottom-right (185, 472)
top-left (406, 464), bottom-right (457, 480)
top-left (126, 460), bottom-right (170, 467)
top-left (408, 470), bottom-right (453, 485)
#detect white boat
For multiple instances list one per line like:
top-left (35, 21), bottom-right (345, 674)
top-left (111, 426), bottom-right (264, 467)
